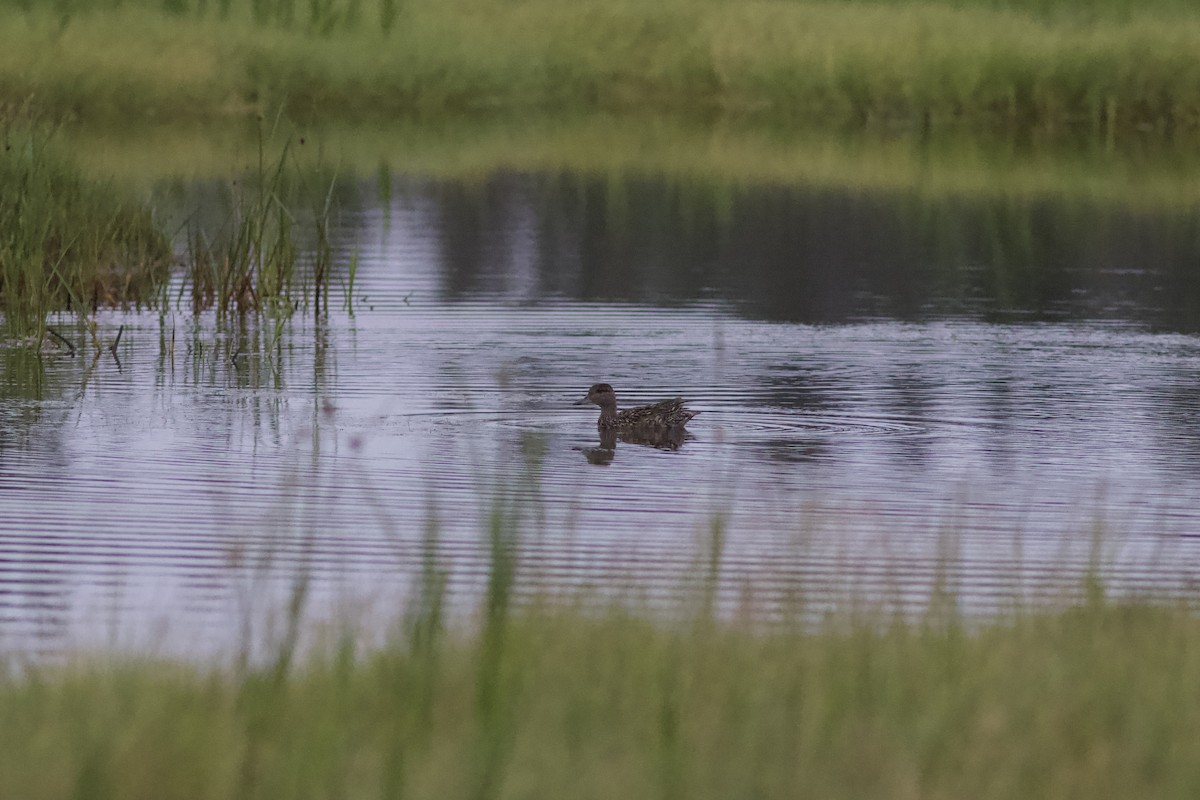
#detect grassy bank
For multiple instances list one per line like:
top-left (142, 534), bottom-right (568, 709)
top-left (4, 0), bottom-right (1200, 131)
top-left (4, 598), bottom-right (1200, 799)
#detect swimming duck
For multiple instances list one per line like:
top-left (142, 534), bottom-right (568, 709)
top-left (574, 383), bottom-right (697, 430)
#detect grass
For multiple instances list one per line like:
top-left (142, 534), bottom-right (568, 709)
top-left (0, 120), bottom-right (170, 337)
top-left (4, 0), bottom-right (1200, 131)
top-left (0, 115), bottom-right (339, 338)
top-left (0, 474), bottom-right (1197, 799)
top-left (4, 596), bottom-right (1200, 798)
top-left (183, 122), bottom-right (336, 318)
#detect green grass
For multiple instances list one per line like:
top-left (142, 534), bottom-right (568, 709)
top-left (0, 116), bottom-right (340, 339)
top-left (4, 598), bottom-right (1200, 799)
top-left (0, 475), bottom-right (1194, 799)
top-left (866, 0), bottom-right (1199, 21)
top-left (183, 124), bottom-right (336, 318)
top-left (4, 0), bottom-right (1200, 131)
top-left (0, 121), bottom-right (170, 337)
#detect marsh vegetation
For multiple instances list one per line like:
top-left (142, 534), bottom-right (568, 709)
top-left (0, 122), bottom-right (169, 337)
top-left (181, 130), bottom-right (337, 318)
top-left (4, 0), bottom-right (1200, 131)
top-left (0, 117), bottom-right (338, 338)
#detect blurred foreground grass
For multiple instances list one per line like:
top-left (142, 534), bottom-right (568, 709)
top-left (4, 0), bottom-right (1200, 131)
top-left (4, 597), bottom-right (1200, 799)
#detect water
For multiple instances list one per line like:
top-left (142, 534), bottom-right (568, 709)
top-left (4, 168), bottom-right (1200, 661)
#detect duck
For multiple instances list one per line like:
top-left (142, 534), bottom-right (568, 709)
top-left (574, 383), bottom-right (698, 430)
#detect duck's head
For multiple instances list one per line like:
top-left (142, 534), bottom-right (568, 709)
top-left (575, 383), bottom-right (617, 408)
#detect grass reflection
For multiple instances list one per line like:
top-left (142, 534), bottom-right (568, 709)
top-left (63, 116), bottom-right (1200, 212)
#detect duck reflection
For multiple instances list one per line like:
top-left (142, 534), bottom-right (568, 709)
top-left (579, 425), bottom-right (692, 465)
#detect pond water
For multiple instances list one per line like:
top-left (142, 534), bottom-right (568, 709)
top-left (5, 166), bottom-right (1200, 661)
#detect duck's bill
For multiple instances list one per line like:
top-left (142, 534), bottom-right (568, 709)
top-left (573, 395), bottom-right (591, 405)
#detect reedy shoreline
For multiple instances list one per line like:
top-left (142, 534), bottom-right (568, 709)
top-left (4, 0), bottom-right (1200, 132)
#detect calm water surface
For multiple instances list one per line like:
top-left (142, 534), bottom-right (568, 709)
top-left (4, 170), bottom-right (1200, 660)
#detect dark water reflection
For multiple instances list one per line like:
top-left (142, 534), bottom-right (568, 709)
top-left (4, 166), bottom-right (1200, 662)
top-left (429, 173), bottom-right (1200, 329)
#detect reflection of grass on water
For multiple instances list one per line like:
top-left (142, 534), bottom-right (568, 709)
top-left (5, 0), bottom-right (1200, 131)
top-left (55, 114), bottom-right (1200, 215)
top-left (4, 509), bottom-right (1200, 798)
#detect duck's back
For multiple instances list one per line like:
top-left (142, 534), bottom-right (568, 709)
top-left (610, 398), bottom-right (696, 429)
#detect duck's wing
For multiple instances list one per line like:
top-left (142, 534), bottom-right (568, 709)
top-left (618, 398), bottom-right (695, 427)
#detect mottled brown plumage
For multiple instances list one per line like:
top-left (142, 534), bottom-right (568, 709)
top-left (574, 383), bottom-right (697, 430)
